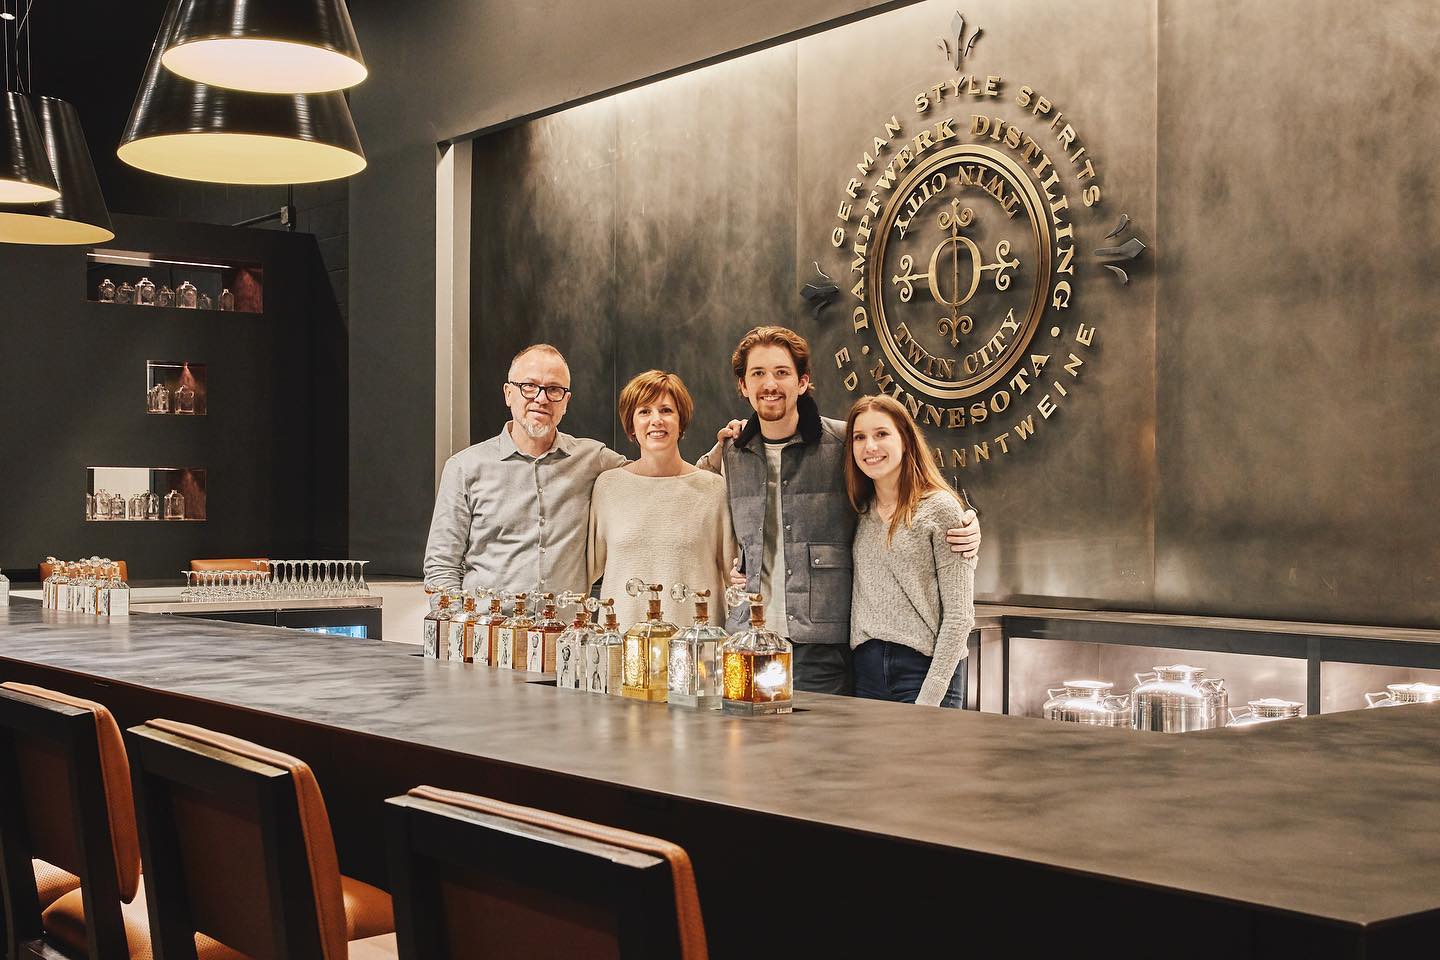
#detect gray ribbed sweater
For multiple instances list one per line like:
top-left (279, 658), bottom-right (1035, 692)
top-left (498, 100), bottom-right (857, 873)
top-left (850, 490), bottom-right (977, 706)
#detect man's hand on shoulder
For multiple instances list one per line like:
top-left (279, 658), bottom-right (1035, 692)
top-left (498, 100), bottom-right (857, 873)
top-left (946, 509), bottom-right (981, 559)
top-left (716, 419), bottom-right (747, 444)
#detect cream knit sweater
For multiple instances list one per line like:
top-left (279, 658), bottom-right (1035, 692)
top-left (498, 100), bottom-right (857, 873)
top-left (850, 490), bottom-right (977, 706)
top-left (587, 467), bottom-right (739, 629)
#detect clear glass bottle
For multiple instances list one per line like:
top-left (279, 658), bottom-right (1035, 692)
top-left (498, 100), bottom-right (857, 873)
top-left (721, 588), bottom-right (794, 716)
top-left (158, 285), bottom-right (175, 307)
top-left (145, 491), bottom-right (160, 520)
top-left (173, 382), bottom-right (196, 415)
top-left (85, 492), bottom-right (95, 520)
top-left (177, 280), bottom-right (198, 309)
top-left (668, 584), bottom-right (728, 709)
top-left (582, 598), bottom-right (623, 695)
top-left (127, 493), bottom-right (147, 520)
top-left (423, 593), bottom-right (453, 659)
top-left (164, 489), bottom-right (185, 520)
top-left (475, 589), bottom-right (506, 667)
top-left (0, 566), bottom-right (9, 607)
top-left (148, 382), bottom-right (169, 413)
top-left (199, 293), bottom-right (213, 310)
top-left (116, 281), bottom-right (135, 305)
top-left (111, 493), bottom-right (125, 519)
top-left (446, 593), bottom-right (480, 663)
top-left (99, 278), bottom-right (116, 302)
top-left (105, 561), bottom-right (129, 617)
top-left (497, 593), bottom-right (531, 670)
top-left (621, 579), bottom-right (679, 702)
top-left (553, 593), bottom-right (596, 690)
top-left (526, 592), bottom-right (565, 673)
top-left (137, 277), bottom-right (157, 306)
top-left (220, 288), bottom-right (235, 311)
top-left (42, 557), bottom-right (57, 608)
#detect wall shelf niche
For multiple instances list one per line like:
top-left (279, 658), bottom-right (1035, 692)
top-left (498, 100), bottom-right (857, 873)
top-left (87, 466), bottom-right (207, 522)
top-left (146, 362), bottom-right (207, 416)
top-left (88, 249), bottom-right (262, 313)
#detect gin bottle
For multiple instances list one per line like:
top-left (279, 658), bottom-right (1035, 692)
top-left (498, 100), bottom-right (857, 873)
top-left (582, 598), bottom-right (623, 695)
top-left (526, 592), bottom-right (565, 673)
top-left (621, 579), bottom-right (679, 702)
top-left (497, 593), bottom-right (531, 670)
top-left (0, 567), bottom-right (9, 607)
top-left (721, 587), bottom-right (794, 716)
top-left (553, 593), bottom-right (596, 690)
top-left (423, 593), bottom-right (453, 659)
top-left (475, 589), bottom-right (506, 666)
top-left (446, 592), bottom-right (480, 663)
top-left (668, 584), bottom-right (728, 709)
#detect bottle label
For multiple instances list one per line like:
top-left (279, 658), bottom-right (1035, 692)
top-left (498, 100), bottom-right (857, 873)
top-left (526, 629), bottom-right (546, 673)
top-left (108, 588), bottom-right (129, 617)
top-left (556, 636), bottom-right (581, 689)
top-left (423, 621), bottom-right (439, 658)
top-left (497, 628), bottom-right (514, 668)
top-left (446, 621), bottom-right (468, 662)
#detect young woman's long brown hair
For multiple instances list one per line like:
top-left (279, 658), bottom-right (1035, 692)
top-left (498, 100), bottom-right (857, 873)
top-left (844, 394), bottom-right (959, 543)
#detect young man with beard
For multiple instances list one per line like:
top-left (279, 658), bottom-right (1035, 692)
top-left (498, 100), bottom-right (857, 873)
top-left (699, 326), bottom-right (981, 696)
top-left (424, 343), bottom-right (626, 598)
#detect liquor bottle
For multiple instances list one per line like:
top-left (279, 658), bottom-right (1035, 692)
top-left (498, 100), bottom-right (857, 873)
top-left (0, 566), bottom-right (9, 606)
top-left (475, 589), bottom-right (506, 667)
top-left (128, 493), bottom-right (147, 521)
top-left (423, 593), bottom-right (453, 659)
top-left (174, 382), bottom-right (196, 415)
top-left (146, 491), bottom-right (160, 520)
top-left (497, 593), bottom-right (531, 670)
top-left (721, 587), bottom-right (794, 716)
top-left (54, 562), bottom-right (73, 612)
top-left (42, 557), bottom-right (57, 607)
top-left (137, 277), bottom-right (157, 306)
top-left (446, 592), bottom-right (481, 663)
top-left (158, 285), bottom-right (174, 307)
top-left (621, 579), bottom-right (678, 702)
top-left (99, 278), bottom-right (116, 302)
top-left (667, 584), bottom-right (728, 709)
top-left (582, 598), bottom-right (623, 695)
top-left (105, 561), bottom-right (129, 616)
top-left (85, 493), bottom-right (95, 520)
top-left (553, 593), bottom-right (596, 690)
top-left (148, 382), bottom-right (170, 413)
top-left (526, 592), bottom-right (565, 673)
top-left (177, 281), bottom-right (198, 309)
top-left (117, 281), bottom-right (135, 305)
top-left (164, 489), bottom-right (185, 520)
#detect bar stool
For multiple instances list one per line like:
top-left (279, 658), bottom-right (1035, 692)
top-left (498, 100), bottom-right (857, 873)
top-left (0, 682), bottom-right (142, 959)
top-left (384, 786), bottom-right (709, 960)
top-left (188, 560), bottom-right (270, 573)
top-left (125, 719), bottom-right (397, 959)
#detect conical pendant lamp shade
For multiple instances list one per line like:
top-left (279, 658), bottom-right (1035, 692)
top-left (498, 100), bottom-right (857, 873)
top-left (118, 7), bottom-right (366, 186)
top-left (0, 97), bottom-right (115, 244)
top-left (0, 92), bottom-right (61, 203)
top-left (160, 0), bottom-right (367, 94)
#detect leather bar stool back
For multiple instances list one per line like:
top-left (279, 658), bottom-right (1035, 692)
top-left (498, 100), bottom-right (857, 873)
top-left (0, 682), bottom-right (142, 959)
top-left (385, 786), bottom-right (709, 960)
top-left (126, 720), bottom-right (395, 960)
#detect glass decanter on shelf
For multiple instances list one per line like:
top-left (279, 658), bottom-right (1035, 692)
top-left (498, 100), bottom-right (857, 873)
top-left (127, 493), bottom-right (147, 520)
top-left (116, 281), bottom-right (135, 304)
top-left (136, 277), bottom-right (157, 306)
top-left (582, 598), bottom-right (622, 695)
top-left (446, 593), bottom-right (480, 663)
top-left (109, 492), bottom-right (125, 519)
top-left (145, 491), bottom-right (160, 520)
top-left (148, 382), bottom-right (170, 413)
top-left (220, 288), bottom-right (235, 311)
top-left (668, 584), bottom-right (728, 709)
top-left (525, 592), bottom-right (565, 673)
top-left (177, 281), bottom-right (198, 309)
top-left (497, 593), bottom-right (531, 670)
top-left (164, 489), bottom-right (185, 520)
top-left (98, 278), bottom-right (116, 302)
top-left (199, 293), bottom-right (213, 310)
top-left (621, 579), bottom-right (679, 702)
top-left (158, 285), bottom-right (174, 306)
top-left (721, 587), bottom-right (794, 716)
top-left (85, 492), bottom-right (95, 520)
top-left (553, 594), bottom-right (597, 690)
top-left (423, 591), bottom-right (453, 659)
top-left (474, 589), bottom-right (506, 667)
top-left (173, 381), bottom-right (196, 414)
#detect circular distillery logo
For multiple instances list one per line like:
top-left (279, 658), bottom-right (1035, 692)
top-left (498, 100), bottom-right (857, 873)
top-left (817, 13), bottom-right (1144, 470)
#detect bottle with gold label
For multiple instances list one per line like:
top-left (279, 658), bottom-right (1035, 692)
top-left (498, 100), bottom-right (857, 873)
top-left (497, 592), bottom-right (530, 669)
top-left (423, 592), bottom-right (453, 659)
top-left (553, 593), bottom-right (596, 690)
top-left (474, 589), bottom-right (506, 666)
top-left (721, 587), bottom-right (793, 716)
top-left (668, 584), bottom-right (728, 709)
top-left (446, 592), bottom-right (481, 663)
top-left (526, 592), bottom-right (565, 673)
top-left (582, 598), bottom-right (623, 695)
top-left (621, 579), bottom-right (678, 702)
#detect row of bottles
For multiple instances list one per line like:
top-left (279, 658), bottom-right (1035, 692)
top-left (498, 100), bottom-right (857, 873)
top-left (41, 557), bottom-right (130, 616)
top-left (87, 489), bottom-right (185, 521)
top-left (147, 381), bottom-right (197, 414)
top-left (420, 580), bottom-right (793, 716)
top-left (99, 277), bottom-right (235, 311)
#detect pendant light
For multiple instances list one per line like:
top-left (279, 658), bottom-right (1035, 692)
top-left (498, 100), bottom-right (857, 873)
top-left (0, 95), bottom-right (114, 243)
top-left (158, 0), bottom-right (366, 94)
top-left (0, 0), bottom-right (59, 203)
top-left (119, 1), bottom-right (366, 185)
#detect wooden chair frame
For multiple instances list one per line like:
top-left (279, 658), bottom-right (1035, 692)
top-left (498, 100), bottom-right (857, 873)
top-left (384, 794), bottom-right (685, 960)
top-left (125, 724), bottom-right (327, 960)
top-left (0, 687), bottom-right (128, 960)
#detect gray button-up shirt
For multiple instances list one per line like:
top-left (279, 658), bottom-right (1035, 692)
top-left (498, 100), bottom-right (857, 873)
top-left (423, 424), bottom-right (626, 597)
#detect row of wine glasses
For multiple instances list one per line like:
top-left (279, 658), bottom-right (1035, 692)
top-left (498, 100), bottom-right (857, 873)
top-left (180, 560), bottom-right (370, 602)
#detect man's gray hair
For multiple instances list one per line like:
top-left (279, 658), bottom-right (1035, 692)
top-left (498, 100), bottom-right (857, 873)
top-left (508, 343), bottom-right (569, 378)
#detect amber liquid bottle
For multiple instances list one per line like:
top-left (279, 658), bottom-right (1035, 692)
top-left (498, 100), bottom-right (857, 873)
top-left (527, 593), bottom-right (565, 673)
top-left (476, 592), bottom-right (507, 667)
top-left (721, 591), bottom-right (793, 716)
top-left (621, 580), bottom-right (679, 702)
top-left (424, 594), bottom-right (454, 660)
top-left (498, 594), bottom-right (531, 670)
top-left (447, 593), bottom-right (479, 663)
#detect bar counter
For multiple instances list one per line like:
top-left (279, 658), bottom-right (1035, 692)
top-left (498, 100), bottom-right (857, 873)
top-left (2, 599), bottom-right (1437, 957)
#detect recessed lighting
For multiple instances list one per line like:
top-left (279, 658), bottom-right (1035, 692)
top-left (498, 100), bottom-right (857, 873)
top-left (0, 12), bottom-right (15, 20)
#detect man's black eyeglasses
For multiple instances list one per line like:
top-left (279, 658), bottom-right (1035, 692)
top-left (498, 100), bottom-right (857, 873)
top-left (508, 381), bottom-right (571, 402)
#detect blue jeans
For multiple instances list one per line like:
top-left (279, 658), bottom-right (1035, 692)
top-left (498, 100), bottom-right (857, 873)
top-left (853, 640), bottom-right (967, 708)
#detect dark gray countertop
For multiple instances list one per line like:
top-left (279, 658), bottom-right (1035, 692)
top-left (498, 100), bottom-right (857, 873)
top-left (2, 599), bottom-right (1437, 929)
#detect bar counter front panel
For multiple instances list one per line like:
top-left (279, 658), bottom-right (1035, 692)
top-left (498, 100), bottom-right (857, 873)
top-left (1, 601), bottom-right (1437, 957)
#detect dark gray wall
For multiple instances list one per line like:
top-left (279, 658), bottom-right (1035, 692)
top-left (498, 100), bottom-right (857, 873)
top-left (0, 215), bottom-right (347, 580)
top-left (346, 0), bottom-right (913, 575)
top-left (461, 0), bottom-right (1440, 628)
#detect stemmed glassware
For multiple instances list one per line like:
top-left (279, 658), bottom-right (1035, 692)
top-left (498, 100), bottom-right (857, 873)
top-left (180, 560), bottom-right (371, 603)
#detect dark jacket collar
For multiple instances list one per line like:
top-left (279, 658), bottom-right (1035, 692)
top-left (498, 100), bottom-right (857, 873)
top-left (736, 393), bottom-right (823, 450)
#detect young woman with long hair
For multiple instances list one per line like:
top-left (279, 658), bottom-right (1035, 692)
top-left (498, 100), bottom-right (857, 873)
top-left (845, 394), bottom-right (976, 707)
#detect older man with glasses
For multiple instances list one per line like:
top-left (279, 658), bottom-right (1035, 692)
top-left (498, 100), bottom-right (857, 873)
top-left (423, 343), bottom-right (626, 598)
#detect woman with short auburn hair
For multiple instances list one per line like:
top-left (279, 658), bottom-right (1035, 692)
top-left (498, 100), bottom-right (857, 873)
top-left (845, 394), bottom-right (976, 707)
top-left (589, 370), bottom-right (737, 629)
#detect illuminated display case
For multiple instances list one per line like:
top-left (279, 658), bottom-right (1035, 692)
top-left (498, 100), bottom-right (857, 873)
top-left (146, 362), bottom-right (208, 415)
top-left (87, 249), bottom-right (262, 313)
top-left (86, 467), bottom-right (207, 522)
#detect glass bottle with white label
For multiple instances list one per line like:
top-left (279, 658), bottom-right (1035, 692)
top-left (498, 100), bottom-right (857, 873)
top-left (553, 593), bottom-right (596, 690)
top-left (423, 593), bottom-right (453, 659)
top-left (0, 567), bottom-right (9, 607)
top-left (721, 587), bottom-right (793, 716)
top-left (497, 593), bottom-right (531, 669)
top-left (668, 584), bottom-right (727, 709)
top-left (474, 589), bottom-right (506, 667)
top-left (104, 560), bottom-right (129, 617)
top-left (446, 593), bottom-right (480, 663)
top-left (583, 598), bottom-right (623, 695)
top-left (526, 592), bottom-right (565, 673)
top-left (621, 579), bottom-right (678, 702)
